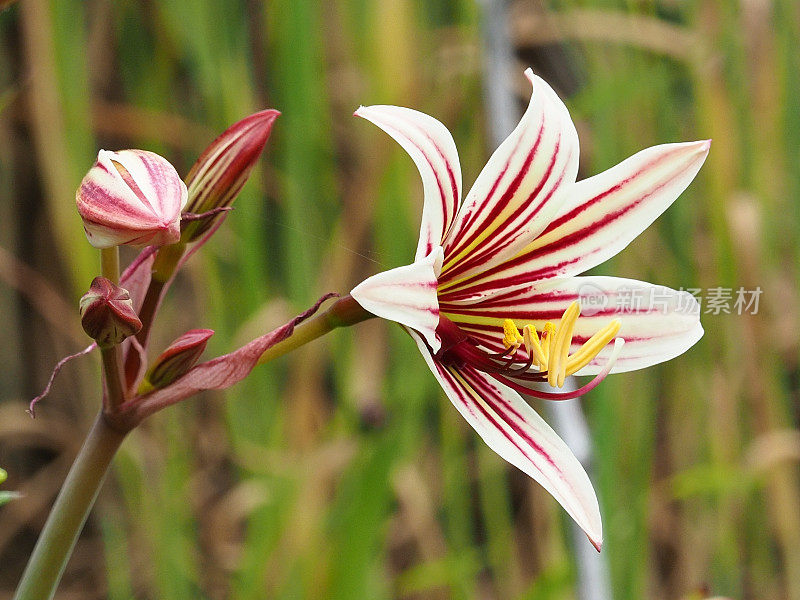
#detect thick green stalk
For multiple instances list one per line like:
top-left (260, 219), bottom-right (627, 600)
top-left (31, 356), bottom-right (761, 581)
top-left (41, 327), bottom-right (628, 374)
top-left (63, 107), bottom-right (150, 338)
top-left (257, 294), bottom-right (373, 365)
top-left (12, 414), bottom-right (127, 600)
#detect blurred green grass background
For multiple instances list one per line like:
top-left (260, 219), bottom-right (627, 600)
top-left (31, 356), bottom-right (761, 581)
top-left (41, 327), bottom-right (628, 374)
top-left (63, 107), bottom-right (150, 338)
top-left (1, 0), bottom-right (799, 598)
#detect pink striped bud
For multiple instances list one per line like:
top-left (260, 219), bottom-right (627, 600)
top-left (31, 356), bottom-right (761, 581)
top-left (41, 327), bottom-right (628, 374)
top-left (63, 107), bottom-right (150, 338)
top-left (79, 277), bottom-right (142, 347)
top-left (182, 109), bottom-right (279, 241)
top-left (77, 149), bottom-right (188, 248)
top-left (143, 329), bottom-right (214, 391)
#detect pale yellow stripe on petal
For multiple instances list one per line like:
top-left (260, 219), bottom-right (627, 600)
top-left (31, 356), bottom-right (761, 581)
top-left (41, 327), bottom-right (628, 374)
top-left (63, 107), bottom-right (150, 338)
top-left (443, 312), bottom-right (503, 328)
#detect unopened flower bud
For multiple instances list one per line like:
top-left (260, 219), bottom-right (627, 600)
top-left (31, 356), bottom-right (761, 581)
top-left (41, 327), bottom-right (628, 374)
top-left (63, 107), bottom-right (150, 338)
top-left (77, 149), bottom-right (188, 248)
top-left (182, 109), bottom-right (279, 241)
top-left (80, 277), bottom-right (142, 347)
top-left (142, 329), bottom-right (214, 392)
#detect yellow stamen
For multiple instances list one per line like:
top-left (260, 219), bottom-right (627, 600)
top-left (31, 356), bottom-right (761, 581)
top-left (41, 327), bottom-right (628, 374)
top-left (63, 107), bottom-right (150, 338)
top-left (541, 322), bottom-right (555, 366)
top-left (548, 301), bottom-right (580, 387)
top-left (522, 325), bottom-right (547, 370)
top-left (502, 319), bottom-right (524, 351)
top-left (565, 319), bottom-right (622, 376)
top-left (496, 304), bottom-right (622, 389)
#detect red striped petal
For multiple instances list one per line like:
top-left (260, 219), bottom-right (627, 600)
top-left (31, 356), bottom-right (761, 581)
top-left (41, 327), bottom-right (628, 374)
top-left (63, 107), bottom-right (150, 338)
top-left (184, 109), bottom-right (279, 240)
top-left (354, 105), bottom-right (462, 261)
top-left (407, 328), bottom-right (602, 549)
top-left (438, 70), bottom-right (579, 285)
top-left (350, 248), bottom-right (442, 352)
top-left (441, 141), bottom-right (710, 302)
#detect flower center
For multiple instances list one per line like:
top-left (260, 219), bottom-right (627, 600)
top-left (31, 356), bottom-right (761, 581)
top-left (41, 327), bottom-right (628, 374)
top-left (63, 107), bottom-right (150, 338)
top-left (435, 302), bottom-right (624, 400)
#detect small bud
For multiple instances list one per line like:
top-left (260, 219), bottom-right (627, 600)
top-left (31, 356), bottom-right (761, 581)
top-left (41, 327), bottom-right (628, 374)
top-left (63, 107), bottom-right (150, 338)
top-left (182, 109), bottom-right (279, 241)
top-left (143, 329), bottom-right (214, 391)
top-left (77, 149), bottom-right (188, 248)
top-left (80, 277), bottom-right (142, 347)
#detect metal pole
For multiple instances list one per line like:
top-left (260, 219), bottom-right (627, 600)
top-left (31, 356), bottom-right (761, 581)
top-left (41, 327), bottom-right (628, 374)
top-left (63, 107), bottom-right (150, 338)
top-left (477, 2), bottom-right (613, 598)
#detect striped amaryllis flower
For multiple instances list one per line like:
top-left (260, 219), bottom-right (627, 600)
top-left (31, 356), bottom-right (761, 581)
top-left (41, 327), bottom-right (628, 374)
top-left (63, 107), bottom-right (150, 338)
top-left (350, 68), bottom-right (709, 550)
top-left (77, 149), bottom-right (188, 248)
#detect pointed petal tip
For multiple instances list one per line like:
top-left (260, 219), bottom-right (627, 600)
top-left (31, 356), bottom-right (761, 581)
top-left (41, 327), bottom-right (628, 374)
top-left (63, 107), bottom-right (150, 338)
top-left (243, 109), bottom-right (280, 134)
top-left (245, 108), bottom-right (280, 122)
top-left (212, 109), bottom-right (279, 144)
top-left (522, 67), bottom-right (549, 92)
top-left (523, 68), bottom-right (543, 91)
top-left (582, 510), bottom-right (603, 552)
top-left (693, 138), bottom-right (712, 154)
top-left (353, 105), bottom-right (393, 121)
top-left (673, 139), bottom-right (711, 163)
top-left (256, 108), bottom-right (280, 124)
top-left (96, 148), bottom-right (114, 165)
top-left (242, 110), bottom-right (280, 135)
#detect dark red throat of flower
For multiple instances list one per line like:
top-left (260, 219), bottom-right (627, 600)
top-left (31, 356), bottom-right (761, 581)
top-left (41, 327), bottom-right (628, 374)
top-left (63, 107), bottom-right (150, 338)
top-left (435, 315), bottom-right (550, 378)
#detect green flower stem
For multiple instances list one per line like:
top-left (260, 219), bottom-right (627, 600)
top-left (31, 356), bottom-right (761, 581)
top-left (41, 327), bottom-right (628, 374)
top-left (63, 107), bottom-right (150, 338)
top-left (12, 413), bottom-right (127, 600)
top-left (99, 247), bottom-right (125, 408)
top-left (257, 294), bottom-right (373, 365)
top-left (100, 247), bottom-right (119, 285)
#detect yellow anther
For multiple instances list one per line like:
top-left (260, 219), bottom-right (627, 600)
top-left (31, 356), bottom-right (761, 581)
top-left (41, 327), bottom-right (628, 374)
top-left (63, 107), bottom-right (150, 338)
top-left (565, 319), bottom-right (622, 376)
top-left (502, 319), bottom-right (524, 350)
top-left (522, 324), bottom-right (547, 370)
top-left (548, 301), bottom-right (580, 387)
